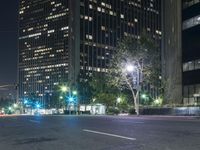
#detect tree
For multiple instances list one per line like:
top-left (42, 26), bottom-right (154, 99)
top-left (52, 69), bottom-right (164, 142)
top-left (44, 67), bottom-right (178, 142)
top-left (95, 93), bottom-right (116, 108)
top-left (78, 79), bottom-right (92, 104)
top-left (89, 72), bottom-right (119, 108)
top-left (108, 34), bottom-right (160, 115)
top-left (50, 85), bottom-right (67, 109)
top-left (117, 94), bottom-right (129, 112)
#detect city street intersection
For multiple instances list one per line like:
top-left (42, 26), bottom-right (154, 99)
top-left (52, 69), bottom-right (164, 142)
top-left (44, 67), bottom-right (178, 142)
top-left (0, 115), bottom-right (200, 150)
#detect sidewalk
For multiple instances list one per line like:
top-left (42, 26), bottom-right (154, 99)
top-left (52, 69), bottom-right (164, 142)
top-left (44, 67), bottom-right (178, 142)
top-left (112, 114), bottom-right (200, 121)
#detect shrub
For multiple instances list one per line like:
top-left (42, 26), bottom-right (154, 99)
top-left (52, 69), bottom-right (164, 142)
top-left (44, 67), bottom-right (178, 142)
top-left (128, 107), bottom-right (136, 115)
top-left (107, 107), bottom-right (120, 115)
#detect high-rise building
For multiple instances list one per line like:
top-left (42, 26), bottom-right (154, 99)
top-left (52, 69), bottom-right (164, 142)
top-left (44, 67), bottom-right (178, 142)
top-left (18, 0), bottom-right (161, 107)
top-left (182, 0), bottom-right (200, 105)
top-left (18, 0), bottom-right (72, 107)
top-left (162, 0), bottom-right (200, 105)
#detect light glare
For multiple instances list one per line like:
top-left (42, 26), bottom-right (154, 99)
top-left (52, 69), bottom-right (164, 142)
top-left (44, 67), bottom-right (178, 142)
top-left (126, 64), bottom-right (134, 72)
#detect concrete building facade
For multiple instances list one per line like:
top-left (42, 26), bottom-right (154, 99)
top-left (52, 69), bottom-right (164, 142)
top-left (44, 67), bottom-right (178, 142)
top-left (182, 0), bottom-right (200, 105)
top-left (161, 0), bottom-right (183, 104)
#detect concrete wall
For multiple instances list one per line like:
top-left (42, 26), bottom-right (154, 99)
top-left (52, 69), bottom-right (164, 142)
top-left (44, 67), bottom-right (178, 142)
top-left (141, 107), bottom-right (200, 116)
top-left (161, 0), bottom-right (182, 104)
top-left (68, 0), bottom-right (80, 86)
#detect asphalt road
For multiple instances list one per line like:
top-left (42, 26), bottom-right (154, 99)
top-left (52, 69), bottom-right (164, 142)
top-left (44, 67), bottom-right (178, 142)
top-left (0, 115), bottom-right (200, 150)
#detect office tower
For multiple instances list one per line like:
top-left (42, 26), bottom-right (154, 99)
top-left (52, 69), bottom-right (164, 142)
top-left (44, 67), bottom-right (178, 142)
top-left (19, 0), bottom-right (161, 107)
top-left (182, 0), bottom-right (200, 105)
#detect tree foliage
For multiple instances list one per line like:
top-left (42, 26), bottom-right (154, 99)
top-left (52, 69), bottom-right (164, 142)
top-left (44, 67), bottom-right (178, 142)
top-left (108, 35), bottom-right (160, 89)
top-left (88, 72), bottom-right (119, 107)
top-left (108, 34), bottom-right (160, 114)
top-left (95, 93), bottom-right (116, 107)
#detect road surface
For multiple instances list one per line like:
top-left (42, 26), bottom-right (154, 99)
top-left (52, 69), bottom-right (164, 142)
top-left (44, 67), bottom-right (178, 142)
top-left (0, 115), bottom-right (200, 150)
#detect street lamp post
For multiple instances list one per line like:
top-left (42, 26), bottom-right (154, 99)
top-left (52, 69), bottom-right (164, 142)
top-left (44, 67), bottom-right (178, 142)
top-left (61, 86), bottom-right (78, 115)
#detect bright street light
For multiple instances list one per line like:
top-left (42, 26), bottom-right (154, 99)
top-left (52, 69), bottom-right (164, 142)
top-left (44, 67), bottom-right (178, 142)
top-left (13, 104), bottom-right (18, 108)
top-left (8, 107), bottom-right (12, 111)
top-left (117, 97), bottom-right (122, 103)
top-left (126, 64), bottom-right (134, 72)
top-left (59, 96), bottom-right (63, 99)
top-left (72, 91), bottom-right (77, 95)
top-left (24, 100), bottom-right (28, 104)
top-left (61, 86), bottom-right (68, 92)
top-left (36, 104), bottom-right (40, 108)
top-left (141, 94), bottom-right (147, 99)
top-left (69, 97), bottom-right (74, 102)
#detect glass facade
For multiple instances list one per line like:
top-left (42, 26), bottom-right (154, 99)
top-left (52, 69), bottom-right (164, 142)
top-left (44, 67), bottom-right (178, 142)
top-left (183, 59), bottom-right (200, 72)
top-left (79, 0), bottom-right (161, 81)
top-left (183, 84), bottom-right (200, 105)
top-left (182, 0), bottom-right (200, 105)
top-left (19, 0), bottom-right (69, 106)
top-left (183, 0), bottom-right (200, 9)
top-left (183, 14), bottom-right (200, 30)
top-left (19, 0), bottom-right (161, 107)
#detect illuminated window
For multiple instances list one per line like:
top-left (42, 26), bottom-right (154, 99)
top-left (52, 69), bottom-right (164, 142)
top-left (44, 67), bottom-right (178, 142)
top-left (89, 4), bottom-right (93, 9)
top-left (134, 18), bottom-right (138, 22)
top-left (61, 26), bottom-right (69, 31)
top-left (183, 15), bottom-right (200, 30)
top-left (48, 30), bottom-right (55, 33)
top-left (109, 11), bottom-right (114, 16)
top-left (101, 26), bottom-right (106, 31)
top-left (97, 7), bottom-right (101, 12)
top-left (86, 34), bottom-right (93, 40)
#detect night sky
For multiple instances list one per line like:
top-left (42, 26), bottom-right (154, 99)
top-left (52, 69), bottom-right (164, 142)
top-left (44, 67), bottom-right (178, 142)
top-left (0, 1), bottom-right (18, 85)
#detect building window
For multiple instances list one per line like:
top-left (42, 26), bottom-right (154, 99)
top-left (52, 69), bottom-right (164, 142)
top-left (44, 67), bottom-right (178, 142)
top-left (183, 15), bottom-right (200, 30)
top-left (183, 59), bottom-right (200, 72)
top-left (183, 0), bottom-right (200, 9)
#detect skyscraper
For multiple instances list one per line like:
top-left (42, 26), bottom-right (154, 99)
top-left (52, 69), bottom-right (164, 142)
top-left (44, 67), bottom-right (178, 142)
top-left (18, 0), bottom-right (161, 107)
top-left (162, 0), bottom-right (200, 105)
top-left (182, 0), bottom-right (200, 105)
top-left (18, 0), bottom-right (72, 107)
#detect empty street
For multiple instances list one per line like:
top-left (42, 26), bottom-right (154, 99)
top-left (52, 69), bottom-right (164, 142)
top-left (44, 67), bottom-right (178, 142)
top-left (0, 115), bottom-right (200, 150)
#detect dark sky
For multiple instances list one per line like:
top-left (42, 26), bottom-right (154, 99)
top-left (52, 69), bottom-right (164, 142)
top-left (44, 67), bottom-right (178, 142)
top-left (0, 1), bottom-right (18, 85)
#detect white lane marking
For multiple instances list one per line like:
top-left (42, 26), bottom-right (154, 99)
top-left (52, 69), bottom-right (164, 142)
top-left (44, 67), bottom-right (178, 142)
top-left (29, 120), bottom-right (40, 124)
top-left (83, 129), bottom-right (136, 141)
